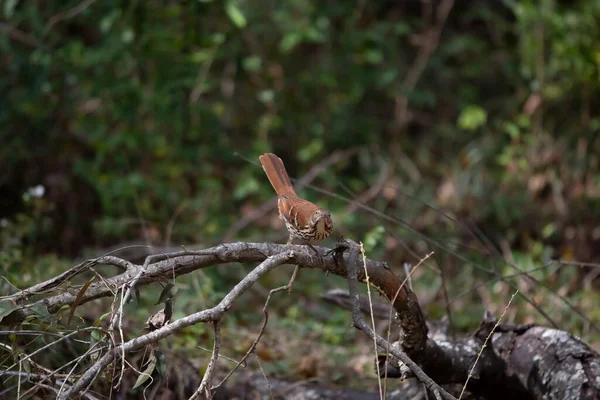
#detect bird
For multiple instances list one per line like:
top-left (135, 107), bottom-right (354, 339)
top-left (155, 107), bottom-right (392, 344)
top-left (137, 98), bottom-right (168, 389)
top-left (259, 153), bottom-right (333, 245)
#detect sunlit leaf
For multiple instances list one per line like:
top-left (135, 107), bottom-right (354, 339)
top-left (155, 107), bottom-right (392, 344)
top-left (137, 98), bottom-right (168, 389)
top-left (280, 32), bottom-right (302, 53)
top-left (458, 105), bottom-right (487, 131)
top-left (225, 0), bottom-right (246, 28)
top-left (363, 226), bottom-right (385, 253)
top-left (133, 353), bottom-right (157, 390)
top-left (94, 312), bottom-right (112, 327)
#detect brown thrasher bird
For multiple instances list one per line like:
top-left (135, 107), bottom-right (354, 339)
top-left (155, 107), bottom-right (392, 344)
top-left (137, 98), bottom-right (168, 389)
top-left (259, 153), bottom-right (333, 245)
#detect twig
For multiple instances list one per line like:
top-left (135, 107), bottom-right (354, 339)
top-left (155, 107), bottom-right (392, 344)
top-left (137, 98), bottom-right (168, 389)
top-left (383, 253), bottom-right (432, 399)
top-left (214, 265), bottom-right (301, 389)
top-left (458, 290), bottom-right (519, 399)
top-left (5, 255), bottom-right (132, 302)
top-left (45, 0), bottom-right (100, 33)
top-left (343, 239), bottom-right (457, 400)
top-left (345, 160), bottom-right (390, 214)
top-left (1, 243), bottom-right (362, 325)
top-left (394, 0), bottom-right (455, 129)
top-left (358, 242), bottom-right (383, 398)
top-left (165, 201), bottom-right (189, 247)
top-left (58, 251), bottom-right (295, 399)
top-left (189, 320), bottom-right (221, 399)
top-left (0, 23), bottom-right (43, 48)
top-left (0, 327), bottom-right (102, 376)
top-left (254, 354), bottom-right (275, 399)
top-left (1, 370), bottom-right (101, 400)
top-left (108, 254), bottom-right (154, 390)
top-left (307, 185), bottom-right (568, 330)
top-left (12, 343), bottom-right (109, 398)
top-left (56, 341), bottom-right (107, 398)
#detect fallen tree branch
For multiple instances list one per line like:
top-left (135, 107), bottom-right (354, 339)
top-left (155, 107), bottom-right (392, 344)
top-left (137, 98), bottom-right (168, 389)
top-left (56, 250), bottom-right (295, 399)
top-left (3, 239), bottom-right (599, 400)
top-left (1, 242), bottom-right (420, 331)
top-left (5, 255), bottom-right (132, 303)
top-left (340, 238), bottom-right (455, 400)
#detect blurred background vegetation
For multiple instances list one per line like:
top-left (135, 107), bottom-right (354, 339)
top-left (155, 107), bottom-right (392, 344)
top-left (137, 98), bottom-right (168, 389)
top-left (1, 0), bottom-right (600, 396)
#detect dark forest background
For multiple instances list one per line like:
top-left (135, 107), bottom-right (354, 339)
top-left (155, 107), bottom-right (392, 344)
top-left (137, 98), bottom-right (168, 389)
top-left (1, 0), bottom-right (600, 397)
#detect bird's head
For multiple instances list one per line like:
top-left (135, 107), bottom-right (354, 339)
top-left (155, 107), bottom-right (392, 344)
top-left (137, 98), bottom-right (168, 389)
top-left (312, 208), bottom-right (333, 239)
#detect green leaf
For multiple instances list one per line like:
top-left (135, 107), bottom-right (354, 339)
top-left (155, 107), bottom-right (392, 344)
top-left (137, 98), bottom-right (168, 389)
top-left (156, 283), bottom-right (177, 304)
top-left (457, 105), bottom-right (487, 131)
top-left (121, 28), bottom-right (135, 44)
top-left (280, 32), bottom-right (302, 53)
top-left (155, 349), bottom-right (168, 376)
top-left (0, 300), bottom-right (17, 322)
top-left (394, 22), bottom-right (410, 36)
top-left (363, 226), bottom-right (385, 253)
top-left (257, 90), bottom-right (274, 104)
top-left (29, 303), bottom-right (52, 321)
top-left (56, 305), bottom-right (71, 315)
top-left (3, 0), bottom-right (18, 18)
top-left (94, 312), bottom-right (112, 327)
top-left (504, 122), bottom-right (520, 139)
top-left (542, 223), bottom-right (556, 239)
top-left (233, 176), bottom-right (260, 199)
top-left (378, 69), bottom-right (398, 87)
top-left (90, 329), bottom-right (104, 344)
top-left (191, 49), bottom-right (215, 64)
top-left (225, 1), bottom-right (246, 28)
top-left (297, 139), bottom-right (323, 162)
top-left (364, 49), bottom-right (383, 65)
top-left (211, 33), bottom-right (225, 45)
top-left (243, 55), bottom-right (262, 72)
top-left (133, 286), bottom-right (141, 305)
top-left (133, 353), bottom-right (157, 390)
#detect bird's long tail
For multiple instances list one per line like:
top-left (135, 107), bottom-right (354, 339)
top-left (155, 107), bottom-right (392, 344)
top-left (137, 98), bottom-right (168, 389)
top-left (259, 153), bottom-right (297, 197)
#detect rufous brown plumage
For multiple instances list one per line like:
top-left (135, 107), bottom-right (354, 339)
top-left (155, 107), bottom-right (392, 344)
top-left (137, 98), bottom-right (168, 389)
top-left (259, 153), bottom-right (333, 244)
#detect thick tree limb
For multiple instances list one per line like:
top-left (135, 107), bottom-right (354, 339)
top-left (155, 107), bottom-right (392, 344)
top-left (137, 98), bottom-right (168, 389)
top-left (1, 242), bottom-right (419, 329)
top-left (340, 238), bottom-right (455, 400)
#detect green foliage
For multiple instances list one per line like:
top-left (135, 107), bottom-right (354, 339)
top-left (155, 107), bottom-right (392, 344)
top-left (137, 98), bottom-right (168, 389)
top-left (362, 225), bottom-right (385, 253)
top-left (2, 0), bottom-right (600, 394)
top-left (458, 106), bottom-right (487, 131)
top-left (2, 0), bottom-right (598, 255)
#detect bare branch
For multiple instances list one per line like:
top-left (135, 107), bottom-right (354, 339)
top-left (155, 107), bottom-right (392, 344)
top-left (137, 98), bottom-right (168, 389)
top-left (190, 320), bottom-right (222, 400)
top-left (341, 238), bottom-right (457, 400)
top-left (394, 0), bottom-right (455, 129)
top-left (0, 371), bottom-right (100, 400)
top-left (57, 251), bottom-right (295, 399)
top-left (0, 23), bottom-right (44, 48)
top-left (6, 238), bottom-right (597, 400)
top-left (5, 255), bottom-right (132, 302)
top-left (0, 327), bottom-right (102, 376)
top-left (1, 242), bottom-right (401, 325)
top-left (214, 265), bottom-right (301, 390)
top-left (45, 0), bottom-right (100, 33)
